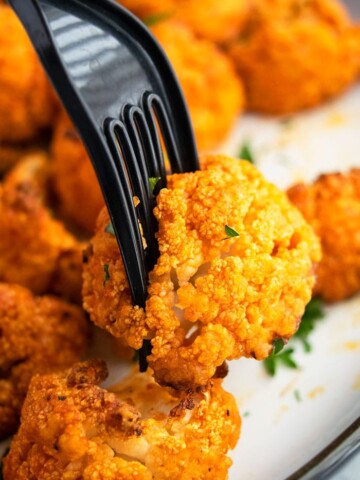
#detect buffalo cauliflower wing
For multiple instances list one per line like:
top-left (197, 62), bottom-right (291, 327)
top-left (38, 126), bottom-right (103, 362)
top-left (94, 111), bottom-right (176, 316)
top-left (50, 111), bottom-right (105, 233)
top-left (150, 20), bottom-right (245, 152)
top-left (227, 0), bottom-right (360, 114)
top-left (119, 0), bottom-right (250, 43)
top-left (0, 142), bottom-right (42, 175)
top-left (0, 283), bottom-right (89, 439)
top-left (0, 4), bottom-right (57, 173)
top-left (0, 5), bottom-right (56, 144)
top-left (3, 359), bottom-right (240, 479)
top-left (287, 169), bottom-right (360, 302)
top-left (0, 152), bottom-right (84, 302)
top-left (83, 155), bottom-right (320, 388)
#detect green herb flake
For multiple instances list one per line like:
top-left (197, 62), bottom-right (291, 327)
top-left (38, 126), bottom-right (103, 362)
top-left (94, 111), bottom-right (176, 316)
top-left (263, 354), bottom-right (277, 376)
top-left (238, 141), bottom-right (254, 164)
top-left (263, 299), bottom-right (325, 377)
top-left (144, 11), bottom-right (173, 27)
top-left (224, 225), bottom-right (240, 240)
top-left (294, 298), bottom-right (325, 352)
top-left (272, 338), bottom-right (285, 355)
top-left (104, 222), bottom-right (115, 235)
top-left (263, 346), bottom-right (298, 376)
top-left (149, 176), bottom-right (161, 194)
top-left (243, 411), bottom-right (251, 417)
top-left (103, 264), bottom-right (110, 287)
top-left (294, 389), bottom-right (301, 402)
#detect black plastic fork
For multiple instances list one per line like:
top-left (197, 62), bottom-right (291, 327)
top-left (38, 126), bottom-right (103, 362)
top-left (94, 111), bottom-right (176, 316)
top-left (8, 0), bottom-right (199, 369)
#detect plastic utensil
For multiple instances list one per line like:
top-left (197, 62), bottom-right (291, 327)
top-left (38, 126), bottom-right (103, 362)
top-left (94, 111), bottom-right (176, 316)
top-left (8, 0), bottom-right (199, 368)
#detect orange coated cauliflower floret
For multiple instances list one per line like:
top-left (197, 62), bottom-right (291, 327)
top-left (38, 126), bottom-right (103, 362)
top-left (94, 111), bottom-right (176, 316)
top-left (149, 20), bottom-right (245, 152)
top-left (0, 283), bottom-right (89, 439)
top-left (119, 0), bottom-right (250, 43)
top-left (227, 0), bottom-right (360, 114)
top-left (287, 169), bottom-right (360, 302)
top-left (3, 359), bottom-right (240, 480)
top-left (0, 152), bottom-right (84, 302)
top-left (0, 4), bottom-right (57, 170)
top-left (83, 155), bottom-right (320, 388)
top-left (50, 111), bottom-right (105, 233)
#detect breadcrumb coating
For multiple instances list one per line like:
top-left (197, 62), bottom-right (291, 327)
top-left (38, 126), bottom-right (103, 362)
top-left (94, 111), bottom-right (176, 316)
top-left (0, 283), bottom-right (89, 439)
top-left (0, 153), bottom-right (84, 301)
top-left (150, 20), bottom-right (245, 152)
top-left (227, 0), bottom-right (360, 114)
top-left (3, 359), bottom-right (240, 479)
top-left (83, 155), bottom-right (320, 388)
top-left (0, 5), bottom-right (57, 143)
top-left (50, 111), bottom-right (104, 233)
top-left (120, 0), bottom-right (250, 43)
top-left (287, 169), bottom-right (360, 302)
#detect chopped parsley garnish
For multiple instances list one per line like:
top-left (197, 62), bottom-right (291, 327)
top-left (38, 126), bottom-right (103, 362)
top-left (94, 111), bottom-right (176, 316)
top-left (272, 338), bottom-right (285, 354)
top-left (103, 264), bottom-right (110, 287)
top-left (224, 225), bottom-right (240, 239)
top-left (243, 411), bottom-right (251, 417)
top-left (263, 298), bottom-right (325, 376)
top-left (238, 141), bottom-right (254, 164)
top-left (294, 298), bottom-right (325, 352)
top-left (294, 389), bottom-right (302, 402)
top-left (104, 222), bottom-right (115, 235)
top-left (263, 346), bottom-right (298, 376)
top-left (144, 11), bottom-right (173, 27)
top-left (149, 176), bottom-right (161, 194)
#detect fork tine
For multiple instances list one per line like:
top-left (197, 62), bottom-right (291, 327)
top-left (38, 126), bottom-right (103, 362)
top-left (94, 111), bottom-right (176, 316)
top-left (122, 106), bottom-right (161, 268)
top-left (103, 119), bottom-right (148, 306)
top-left (105, 116), bottom-right (153, 371)
top-left (142, 93), bottom-right (170, 179)
top-left (123, 105), bottom-right (153, 196)
top-left (107, 116), bottom-right (159, 270)
top-left (143, 92), bottom-right (187, 174)
top-left (124, 103), bottom-right (166, 186)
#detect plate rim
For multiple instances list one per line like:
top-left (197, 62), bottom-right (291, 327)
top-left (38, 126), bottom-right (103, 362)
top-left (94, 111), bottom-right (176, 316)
top-left (285, 416), bottom-right (360, 480)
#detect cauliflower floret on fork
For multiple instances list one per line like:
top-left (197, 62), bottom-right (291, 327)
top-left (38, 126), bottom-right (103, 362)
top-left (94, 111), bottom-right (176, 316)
top-left (83, 155), bottom-right (321, 388)
top-left (3, 359), bottom-right (240, 480)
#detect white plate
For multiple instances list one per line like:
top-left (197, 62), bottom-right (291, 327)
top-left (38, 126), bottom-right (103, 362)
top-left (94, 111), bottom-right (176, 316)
top-left (1, 58), bottom-right (360, 480)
